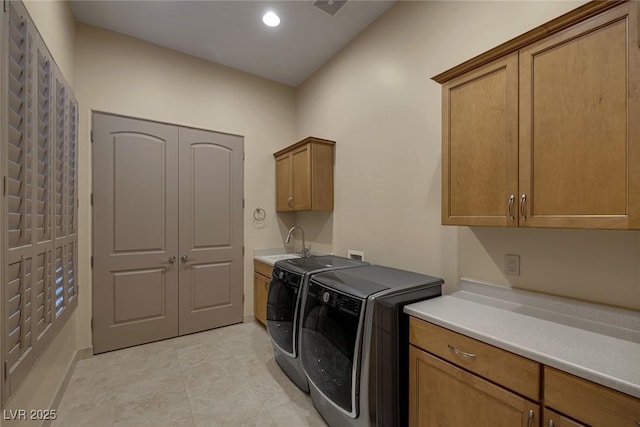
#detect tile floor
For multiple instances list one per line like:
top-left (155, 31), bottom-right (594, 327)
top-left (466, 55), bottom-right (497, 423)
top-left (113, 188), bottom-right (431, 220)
top-left (53, 322), bottom-right (329, 427)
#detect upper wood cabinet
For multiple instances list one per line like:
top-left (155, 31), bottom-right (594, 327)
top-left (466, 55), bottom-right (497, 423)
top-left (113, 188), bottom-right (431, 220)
top-left (441, 53), bottom-right (519, 226)
top-left (274, 137), bottom-right (335, 212)
top-left (437, 1), bottom-right (640, 229)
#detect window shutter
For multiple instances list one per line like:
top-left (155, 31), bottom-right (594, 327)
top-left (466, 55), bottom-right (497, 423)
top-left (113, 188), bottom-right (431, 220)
top-left (53, 245), bottom-right (65, 317)
top-left (7, 2), bottom-right (32, 249)
top-left (36, 48), bottom-right (51, 242)
top-left (65, 99), bottom-right (78, 302)
top-left (33, 249), bottom-right (53, 341)
top-left (67, 99), bottom-right (76, 235)
top-left (4, 2), bottom-right (36, 396)
top-left (32, 41), bottom-right (55, 356)
top-left (3, 1), bottom-right (79, 402)
top-left (54, 78), bottom-right (66, 239)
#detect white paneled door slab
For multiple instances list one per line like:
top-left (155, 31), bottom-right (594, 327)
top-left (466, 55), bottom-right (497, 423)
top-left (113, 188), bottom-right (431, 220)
top-left (92, 113), bottom-right (243, 354)
top-left (178, 127), bottom-right (244, 335)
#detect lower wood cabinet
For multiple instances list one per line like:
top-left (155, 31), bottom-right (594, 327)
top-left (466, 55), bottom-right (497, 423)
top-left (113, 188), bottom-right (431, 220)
top-left (409, 345), bottom-right (539, 427)
top-left (253, 260), bottom-right (273, 326)
top-left (409, 316), bottom-right (640, 427)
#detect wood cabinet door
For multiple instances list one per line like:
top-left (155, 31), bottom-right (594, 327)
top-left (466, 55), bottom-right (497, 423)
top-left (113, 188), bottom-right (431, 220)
top-left (519, 2), bottom-right (640, 229)
top-left (544, 366), bottom-right (640, 426)
top-left (442, 53), bottom-right (519, 226)
top-left (543, 408), bottom-right (586, 427)
top-left (291, 144), bottom-right (312, 210)
top-left (409, 346), bottom-right (540, 427)
top-left (275, 153), bottom-right (293, 211)
top-left (254, 273), bottom-right (269, 326)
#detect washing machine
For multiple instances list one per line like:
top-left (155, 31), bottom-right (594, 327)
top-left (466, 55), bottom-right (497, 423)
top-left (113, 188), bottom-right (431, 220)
top-left (266, 255), bottom-right (369, 392)
top-left (299, 265), bottom-right (443, 427)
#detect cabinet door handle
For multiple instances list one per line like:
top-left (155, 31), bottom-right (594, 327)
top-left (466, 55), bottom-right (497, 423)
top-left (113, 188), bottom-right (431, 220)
top-left (548, 419), bottom-right (555, 427)
top-left (520, 193), bottom-right (527, 221)
top-left (527, 410), bottom-right (534, 427)
top-left (287, 196), bottom-right (293, 208)
top-left (447, 344), bottom-right (476, 359)
top-left (161, 256), bottom-right (176, 264)
top-left (508, 194), bottom-right (515, 221)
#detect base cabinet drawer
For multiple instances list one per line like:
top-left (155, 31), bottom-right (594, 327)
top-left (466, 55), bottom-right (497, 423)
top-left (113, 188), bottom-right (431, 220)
top-left (544, 367), bottom-right (640, 426)
top-left (409, 345), bottom-right (540, 427)
top-left (409, 317), bottom-right (540, 400)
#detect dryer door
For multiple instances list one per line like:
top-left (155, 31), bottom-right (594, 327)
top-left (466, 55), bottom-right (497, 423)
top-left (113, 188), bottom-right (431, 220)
top-left (300, 280), bottom-right (365, 418)
top-left (266, 267), bottom-right (302, 356)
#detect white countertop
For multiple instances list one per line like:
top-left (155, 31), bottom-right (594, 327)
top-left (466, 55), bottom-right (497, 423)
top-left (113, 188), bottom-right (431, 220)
top-left (404, 279), bottom-right (640, 398)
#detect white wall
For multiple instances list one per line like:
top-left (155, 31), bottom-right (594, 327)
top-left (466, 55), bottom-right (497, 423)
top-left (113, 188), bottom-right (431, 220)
top-left (3, 1), bottom-right (78, 423)
top-left (74, 23), bottom-right (297, 349)
top-left (293, 0), bottom-right (640, 311)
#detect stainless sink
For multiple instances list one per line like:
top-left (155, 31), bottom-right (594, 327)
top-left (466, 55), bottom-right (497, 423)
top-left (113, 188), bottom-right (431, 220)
top-left (257, 253), bottom-right (303, 265)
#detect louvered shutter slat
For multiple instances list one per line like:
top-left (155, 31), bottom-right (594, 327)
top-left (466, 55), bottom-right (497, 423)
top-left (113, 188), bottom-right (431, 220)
top-left (8, 55), bottom-right (24, 82)
top-left (8, 196), bottom-right (21, 213)
top-left (8, 160), bottom-right (22, 179)
top-left (54, 247), bottom-right (64, 316)
top-left (8, 100), bottom-right (22, 127)
top-left (8, 213), bottom-right (21, 230)
top-left (66, 244), bottom-right (75, 298)
top-left (6, 176), bottom-right (21, 196)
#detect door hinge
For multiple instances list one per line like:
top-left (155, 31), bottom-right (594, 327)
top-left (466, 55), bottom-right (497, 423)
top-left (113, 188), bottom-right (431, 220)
top-left (90, 193), bottom-right (93, 206)
top-left (3, 176), bottom-right (6, 197)
top-left (243, 199), bottom-right (245, 208)
top-left (91, 318), bottom-right (94, 330)
top-left (90, 130), bottom-right (94, 142)
top-left (243, 294), bottom-right (245, 303)
top-left (4, 361), bottom-right (7, 380)
top-left (77, 198), bottom-right (79, 208)
top-left (3, 1), bottom-right (7, 13)
top-left (242, 246), bottom-right (245, 256)
top-left (91, 256), bottom-right (94, 268)
top-left (243, 151), bottom-right (245, 161)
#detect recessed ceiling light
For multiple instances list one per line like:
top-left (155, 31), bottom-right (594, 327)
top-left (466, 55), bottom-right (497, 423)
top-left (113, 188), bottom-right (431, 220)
top-left (263, 11), bottom-right (280, 27)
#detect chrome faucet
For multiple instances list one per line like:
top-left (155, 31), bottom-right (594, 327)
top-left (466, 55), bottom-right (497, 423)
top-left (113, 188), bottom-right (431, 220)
top-left (286, 226), bottom-right (309, 257)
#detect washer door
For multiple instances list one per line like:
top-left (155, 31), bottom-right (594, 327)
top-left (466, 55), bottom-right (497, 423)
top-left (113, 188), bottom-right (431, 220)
top-left (266, 267), bottom-right (302, 356)
top-left (300, 280), bottom-right (365, 417)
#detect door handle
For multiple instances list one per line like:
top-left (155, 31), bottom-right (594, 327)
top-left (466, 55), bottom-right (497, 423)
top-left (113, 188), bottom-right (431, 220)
top-left (520, 193), bottom-right (527, 222)
top-left (181, 255), bottom-right (195, 263)
top-left (162, 256), bottom-right (176, 264)
top-left (507, 194), bottom-right (515, 222)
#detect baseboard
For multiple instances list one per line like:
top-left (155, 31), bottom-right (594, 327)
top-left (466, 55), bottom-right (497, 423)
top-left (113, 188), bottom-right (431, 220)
top-left (76, 346), bottom-right (93, 361)
top-left (41, 347), bottom-right (89, 427)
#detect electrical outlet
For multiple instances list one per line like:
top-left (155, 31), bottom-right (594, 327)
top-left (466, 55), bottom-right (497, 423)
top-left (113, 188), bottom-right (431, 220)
top-left (505, 254), bottom-right (520, 276)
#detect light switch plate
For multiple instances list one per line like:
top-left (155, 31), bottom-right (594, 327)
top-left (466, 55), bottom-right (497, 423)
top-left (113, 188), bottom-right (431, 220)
top-left (505, 254), bottom-right (520, 276)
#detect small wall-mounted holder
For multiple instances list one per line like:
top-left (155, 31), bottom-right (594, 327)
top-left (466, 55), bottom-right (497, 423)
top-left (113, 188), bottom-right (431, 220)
top-left (253, 207), bottom-right (266, 221)
top-left (348, 249), bottom-right (365, 262)
top-left (253, 207), bottom-right (267, 229)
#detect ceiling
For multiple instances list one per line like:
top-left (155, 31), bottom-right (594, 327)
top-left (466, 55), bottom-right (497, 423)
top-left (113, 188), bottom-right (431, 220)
top-left (70, 0), bottom-right (396, 87)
